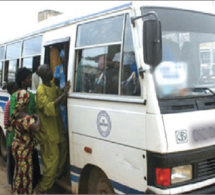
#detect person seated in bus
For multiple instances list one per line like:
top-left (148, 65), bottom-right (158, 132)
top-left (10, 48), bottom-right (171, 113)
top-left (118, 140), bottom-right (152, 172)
top-left (34, 64), bottom-right (70, 194)
top-left (54, 49), bottom-right (68, 132)
top-left (7, 89), bottom-right (40, 194)
top-left (105, 58), bottom-right (119, 95)
top-left (121, 52), bottom-right (139, 95)
top-left (3, 82), bottom-right (18, 189)
top-left (9, 67), bottom-right (41, 189)
top-left (94, 55), bottom-right (106, 93)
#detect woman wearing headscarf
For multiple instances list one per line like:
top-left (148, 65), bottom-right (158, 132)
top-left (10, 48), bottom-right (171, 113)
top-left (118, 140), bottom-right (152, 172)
top-left (7, 90), bottom-right (40, 194)
top-left (8, 67), bottom-right (41, 189)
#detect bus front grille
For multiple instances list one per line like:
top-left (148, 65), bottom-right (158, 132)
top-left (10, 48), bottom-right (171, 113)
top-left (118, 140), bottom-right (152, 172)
top-left (197, 158), bottom-right (215, 180)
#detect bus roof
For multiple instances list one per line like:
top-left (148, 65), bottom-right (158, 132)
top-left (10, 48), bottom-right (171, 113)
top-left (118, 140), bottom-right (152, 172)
top-left (1, 1), bottom-right (215, 44)
top-left (0, 2), bottom-right (132, 44)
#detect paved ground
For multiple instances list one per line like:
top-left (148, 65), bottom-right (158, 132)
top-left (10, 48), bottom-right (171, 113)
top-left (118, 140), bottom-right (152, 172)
top-left (0, 156), bottom-right (11, 194)
top-left (0, 156), bottom-right (71, 194)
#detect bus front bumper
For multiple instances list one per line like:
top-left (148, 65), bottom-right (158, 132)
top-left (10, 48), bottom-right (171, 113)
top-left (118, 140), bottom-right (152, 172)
top-left (146, 183), bottom-right (215, 194)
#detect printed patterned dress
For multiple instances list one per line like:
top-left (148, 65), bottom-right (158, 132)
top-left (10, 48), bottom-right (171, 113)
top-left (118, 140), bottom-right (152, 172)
top-left (11, 115), bottom-right (37, 194)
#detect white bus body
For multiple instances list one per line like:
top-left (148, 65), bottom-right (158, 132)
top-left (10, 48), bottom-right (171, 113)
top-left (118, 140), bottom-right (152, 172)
top-left (1, 1), bottom-right (215, 194)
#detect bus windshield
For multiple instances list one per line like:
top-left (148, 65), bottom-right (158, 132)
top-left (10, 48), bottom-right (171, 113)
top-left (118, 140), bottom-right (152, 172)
top-left (142, 7), bottom-right (215, 99)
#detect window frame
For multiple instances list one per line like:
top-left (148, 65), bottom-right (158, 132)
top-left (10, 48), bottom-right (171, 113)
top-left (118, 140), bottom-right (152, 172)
top-left (0, 35), bottom-right (42, 88)
top-left (0, 45), bottom-right (5, 86)
top-left (73, 12), bottom-right (141, 101)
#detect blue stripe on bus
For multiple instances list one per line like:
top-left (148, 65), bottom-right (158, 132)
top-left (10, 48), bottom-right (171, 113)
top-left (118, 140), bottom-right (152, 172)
top-left (0, 96), bottom-right (9, 112)
top-left (71, 174), bottom-right (79, 183)
top-left (70, 164), bottom-right (82, 174)
top-left (0, 102), bottom-right (6, 111)
top-left (70, 164), bottom-right (144, 194)
top-left (110, 180), bottom-right (144, 194)
top-left (0, 96), bottom-right (9, 101)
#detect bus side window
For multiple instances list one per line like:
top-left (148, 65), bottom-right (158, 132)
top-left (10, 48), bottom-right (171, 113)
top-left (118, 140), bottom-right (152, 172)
top-left (4, 60), bottom-right (19, 83)
top-left (75, 45), bottom-right (121, 94)
top-left (74, 14), bottom-right (140, 96)
top-left (75, 49), bottom-right (98, 93)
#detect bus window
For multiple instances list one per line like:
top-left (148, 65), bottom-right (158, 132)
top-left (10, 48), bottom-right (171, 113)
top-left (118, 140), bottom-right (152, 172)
top-left (22, 36), bottom-right (42, 89)
top-left (23, 36), bottom-right (42, 57)
top-left (0, 62), bottom-right (2, 86)
top-left (22, 37), bottom-right (42, 70)
top-left (74, 14), bottom-right (139, 96)
top-left (4, 42), bottom-right (21, 83)
top-left (6, 42), bottom-right (21, 60)
top-left (76, 15), bottom-right (123, 47)
top-left (75, 45), bottom-right (121, 94)
top-left (23, 57), bottom-right (33, 70)
top-left (4, 59), bottom-right (19, 83)
top-left (0, 46), bottom-right (4, 86)
top-left (22, 56), bottom-right (40, 72)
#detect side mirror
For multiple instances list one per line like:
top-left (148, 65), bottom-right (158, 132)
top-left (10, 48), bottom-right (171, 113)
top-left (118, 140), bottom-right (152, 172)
top-left (143, 19), bottom-right (162, 67)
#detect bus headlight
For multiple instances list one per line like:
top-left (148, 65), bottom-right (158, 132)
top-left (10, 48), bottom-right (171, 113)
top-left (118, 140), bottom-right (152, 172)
top-left (171, 165), bottom-right (192, 184)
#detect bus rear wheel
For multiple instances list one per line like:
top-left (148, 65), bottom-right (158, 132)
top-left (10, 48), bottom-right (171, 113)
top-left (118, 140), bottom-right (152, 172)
top-left (0, 130), bottom-right (7, 161)
top-left (87, 168), bottom-right (115, 194)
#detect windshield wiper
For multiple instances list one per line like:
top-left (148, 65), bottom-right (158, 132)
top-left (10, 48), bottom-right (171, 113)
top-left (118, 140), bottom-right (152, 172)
top-left (192, 87), bottom-right (215, 96)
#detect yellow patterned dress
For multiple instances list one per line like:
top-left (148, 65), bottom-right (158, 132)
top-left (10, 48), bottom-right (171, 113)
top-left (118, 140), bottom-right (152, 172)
top-left (11, 115), bottom-right (37, 194)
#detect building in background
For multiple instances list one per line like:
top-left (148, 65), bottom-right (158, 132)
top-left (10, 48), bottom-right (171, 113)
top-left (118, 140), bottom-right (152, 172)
top-left (38, 10), bottom-right (62, 22)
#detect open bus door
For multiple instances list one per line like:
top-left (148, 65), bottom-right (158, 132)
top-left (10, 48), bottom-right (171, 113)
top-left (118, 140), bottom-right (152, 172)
top-left (43, 37), bottom-right (71, 190)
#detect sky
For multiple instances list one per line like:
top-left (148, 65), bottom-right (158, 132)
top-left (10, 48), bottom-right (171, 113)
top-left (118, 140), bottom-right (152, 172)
top-left (0, 1), bottom-right (130, 42)
top-left (0, 1), bottom-right (214, 43)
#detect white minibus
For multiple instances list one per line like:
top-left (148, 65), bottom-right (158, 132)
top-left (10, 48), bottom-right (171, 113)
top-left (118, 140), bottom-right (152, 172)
top-left (1, 1), bottom-right (215, 194)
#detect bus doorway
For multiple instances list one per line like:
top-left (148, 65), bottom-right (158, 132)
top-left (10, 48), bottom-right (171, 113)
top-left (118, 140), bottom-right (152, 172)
top-left (43, 38), bottom-right (71, 189)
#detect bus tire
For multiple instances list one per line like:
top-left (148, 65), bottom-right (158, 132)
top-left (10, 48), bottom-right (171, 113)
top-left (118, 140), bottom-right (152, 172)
top-left (87, 167), bottom-right (115, 194)
top-left (0, 130), bottom-right (7, 161)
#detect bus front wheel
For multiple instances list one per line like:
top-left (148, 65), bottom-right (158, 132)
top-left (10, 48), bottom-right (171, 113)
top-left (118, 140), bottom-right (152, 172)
top-left (87, 167), bottom-right (115, 194)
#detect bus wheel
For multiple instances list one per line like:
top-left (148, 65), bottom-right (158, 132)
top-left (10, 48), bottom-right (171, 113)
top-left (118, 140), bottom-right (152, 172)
top-left (0, 130), bottom-right (7, 161)
top-left (87, 168), bottom-right (115, 194)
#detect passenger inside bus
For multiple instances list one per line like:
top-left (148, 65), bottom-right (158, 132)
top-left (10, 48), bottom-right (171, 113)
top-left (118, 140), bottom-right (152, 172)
top-left (105, 54), bottom-right (119, 94)
top-left (94, 55), bottom-right (106, 93)
top-left (121, 51), bottom-right (139, 96)
top-left (54, 50), bottom-right (68, 131)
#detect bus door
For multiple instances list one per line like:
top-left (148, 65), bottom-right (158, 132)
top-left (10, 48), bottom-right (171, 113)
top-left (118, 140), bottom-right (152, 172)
top-left (43, 37), bottom-right (71, 187)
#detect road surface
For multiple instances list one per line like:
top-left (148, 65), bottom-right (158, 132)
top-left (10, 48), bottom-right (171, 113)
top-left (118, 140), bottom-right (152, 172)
top-left (0, 156), bottom-right (71, 194)
top-left (0, 156), bottom-right (11, 194)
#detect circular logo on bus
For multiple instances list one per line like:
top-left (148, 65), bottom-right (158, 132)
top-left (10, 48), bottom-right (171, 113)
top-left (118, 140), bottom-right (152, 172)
top-left (97, 110), bottom-right (111, 137)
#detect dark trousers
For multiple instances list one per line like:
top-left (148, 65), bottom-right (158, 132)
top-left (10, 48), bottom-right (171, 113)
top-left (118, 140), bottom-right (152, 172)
top-left (32, 149), bottom-right (41, 188)
top-left (6, 145), bottom-right (14, 186)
